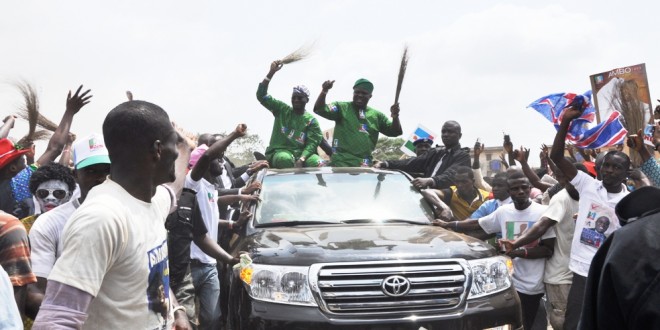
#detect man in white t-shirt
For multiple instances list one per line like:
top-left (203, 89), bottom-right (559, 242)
top-left (549, 104), bottom-right (630, 330)
top-left (500, 163), bottom-right (582, 330)
top-left (435, 172), bottom-right (555, 330)
top-left (33, 101), bottom-right (192, 330)
top-left (186, 124), bottom-right (246, 330)
top-left (28, 133), bottom-right (111, 311)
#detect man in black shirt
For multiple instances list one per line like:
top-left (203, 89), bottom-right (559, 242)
top-left (166, 188), bottom-right (251, 327)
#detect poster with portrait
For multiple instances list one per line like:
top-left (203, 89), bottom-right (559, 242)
top-left (589, 63), bottom-right (653, 133)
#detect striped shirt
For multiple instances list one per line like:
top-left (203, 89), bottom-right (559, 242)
top-left (0, 212), bottom-right (36, 286)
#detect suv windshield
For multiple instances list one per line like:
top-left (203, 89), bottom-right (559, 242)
top-left (255, 171), bottom-right (433, 225)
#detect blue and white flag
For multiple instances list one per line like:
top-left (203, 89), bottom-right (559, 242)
top-left (528, 91), bottom-right (627, 149)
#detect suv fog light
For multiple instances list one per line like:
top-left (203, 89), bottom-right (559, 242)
top-left (467, 256), bottom-right (513, 299)
top-left (240, 264), bottom-right (317, 306)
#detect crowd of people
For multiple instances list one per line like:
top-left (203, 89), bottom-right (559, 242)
top-left (0, 59), bottom-right (659, 330)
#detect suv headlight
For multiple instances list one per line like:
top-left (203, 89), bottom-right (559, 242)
top-left (239, 264), bottom-right (317, 306)
top-left (467, 256), bottom-right (513, 299)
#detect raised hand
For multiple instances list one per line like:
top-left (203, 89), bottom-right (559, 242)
top-left (234, 123), bottom-right (248, 137)
top-left (390, 103), bottom-right (400, 118)
top-left (66, 85), bottom-right (92, 114)
top-left (2, 115), bottom-right (16, 127)
top-left (498, 154), bottom-right (509, 169)
top-left (626, 129), bottom-right (645, 152)
top-left (539, 144), bottom-right (549, 161)
top-left (513, 146), bottom-right (530, 164)
top-left (322, 80), bottom-right (335, 91)
top-left (561, 106), bottom-right (582, 122)
top-left (269, 60), bottom-right (283, 75)
top-left (503, 138), bottom-right (514, 154)
top-left (474, 140), bottom-right (484, 158)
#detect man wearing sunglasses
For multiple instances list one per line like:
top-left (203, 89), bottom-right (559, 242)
top-left (28, 133), bottom-right (111, 315)
top-left (20, 163), bottom-right (76, 235)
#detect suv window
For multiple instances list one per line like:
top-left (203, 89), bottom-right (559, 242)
top-left (255, 172), bottom-right (434, 224)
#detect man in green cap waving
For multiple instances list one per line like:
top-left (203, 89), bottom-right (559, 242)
top-left (313, 78), bottom-right (402, 167)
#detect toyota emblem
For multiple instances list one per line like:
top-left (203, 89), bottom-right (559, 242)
top-left (381, 275), bottom-right (411, 297)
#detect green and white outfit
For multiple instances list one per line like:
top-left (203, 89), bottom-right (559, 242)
top-left (317, 101), bottom-right (400, 167)
top-left (257, 83), bottom-right (323, 168)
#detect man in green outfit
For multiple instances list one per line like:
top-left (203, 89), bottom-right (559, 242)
top-left (313, 78), bottom-right (402, 167)
top-left (257, 60), bottom-right (324, 168)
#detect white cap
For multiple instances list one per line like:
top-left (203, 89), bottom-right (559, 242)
top-left (72, 133), bottom-right (111, 169)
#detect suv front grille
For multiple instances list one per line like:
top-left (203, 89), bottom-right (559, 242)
top-left (310, 260), bottom-right (469, 315)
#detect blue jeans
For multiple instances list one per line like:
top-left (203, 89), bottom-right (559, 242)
top-left (191, 262), bottom-right (220, 330)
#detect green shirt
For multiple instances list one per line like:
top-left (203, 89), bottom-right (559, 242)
top-left (256, 83), bottom-right (322, 160)
top-left (316, 101), bottom-right (399, 167)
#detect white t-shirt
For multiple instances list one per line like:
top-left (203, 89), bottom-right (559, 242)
top-left (0, 265), bottom-right (22, 329)
top-left (29, 198), bottom-right (80, 278)
top-left (569, 171), bottom-right (628, 277)
top-left (48, 179), bottom-right (173, 330)
top-left (186, 173), bottom-right (219, 265)
top-left (479, 201), bottom-right (554, 295)
top-left (542, 189), bottom-right (578, 285)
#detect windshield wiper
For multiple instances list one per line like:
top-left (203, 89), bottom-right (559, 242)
top-left (256, 220), bottom-right (339, 228)
top-left (341, 219), bottom-right (427, 225)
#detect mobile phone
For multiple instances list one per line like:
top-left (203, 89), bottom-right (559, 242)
top-left (503, 134), bottom-right (510, 144)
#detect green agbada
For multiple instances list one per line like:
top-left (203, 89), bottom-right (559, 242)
top-left (256, 83), bottom-right (323, 168)
top-left (316, 101), bottom-right (400, 167)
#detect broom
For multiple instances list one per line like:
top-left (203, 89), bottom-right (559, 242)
top-left (13, 82), bottom-right (53, 146)
top-left (394, 45), bottom-right (409, 105)
top-left (280, 41), bottom-right (316, 65)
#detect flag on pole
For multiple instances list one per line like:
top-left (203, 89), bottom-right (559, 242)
top-left (528, 91), bottom-right (627, 149)
top-left (401, 124), bottom-right (437, 156)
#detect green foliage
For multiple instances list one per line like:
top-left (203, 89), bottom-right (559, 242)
top-left (372, 136), bottom-right (407, 161)
top-left (217, 131), bottom-right (266, 166)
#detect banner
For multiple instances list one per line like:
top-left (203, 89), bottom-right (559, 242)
top-left (400, 124), bottom-right (437, 156)
top-left (590, 64), bottom-right (653, 132)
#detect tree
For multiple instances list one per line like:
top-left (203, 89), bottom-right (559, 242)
top-left (372, 136), bottom-right (407, 161)
top-left (217, 131), bottom-right (265, 166)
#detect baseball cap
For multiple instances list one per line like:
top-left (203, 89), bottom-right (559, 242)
top-left (189, 144), bottom-right (209, 168)
top-left (72, 133), bottom-right (111, 170)
top-left (0, 138), bottom-right (30, 171)
top-left (413, 138), bottom-right (433, 147)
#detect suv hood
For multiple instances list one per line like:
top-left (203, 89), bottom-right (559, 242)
top-left (240, 224), bottom-right (496, 265)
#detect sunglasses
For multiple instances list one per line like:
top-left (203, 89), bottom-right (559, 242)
top-left (36, 189), bottom-right (68, 200)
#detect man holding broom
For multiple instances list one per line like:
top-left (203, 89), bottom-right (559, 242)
top-left (313, 78), bottom-right (402, 167)
top-left (257, 60), bottom-right (324, 168)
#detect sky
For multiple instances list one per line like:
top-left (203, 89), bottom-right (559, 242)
top-left (0, 0), bottom-right (658, 167)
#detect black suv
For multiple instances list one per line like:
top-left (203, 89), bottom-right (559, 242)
top-left (222, 167), bottom-right (522, 330)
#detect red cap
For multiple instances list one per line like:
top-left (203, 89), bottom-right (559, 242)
top-left (0, 139), bottom-right (30, 171)
top-left (583, 161), bottom-right (597, 178)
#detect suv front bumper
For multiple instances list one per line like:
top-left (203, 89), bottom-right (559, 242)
top-left (242, 286), bottom-right (522, 330)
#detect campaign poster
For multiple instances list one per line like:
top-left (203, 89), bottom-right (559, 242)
top-left (589, 64), bottom-right (653, 134)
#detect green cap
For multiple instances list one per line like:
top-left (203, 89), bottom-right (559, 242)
top-left (353, 78), bottom-right (374, 93)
